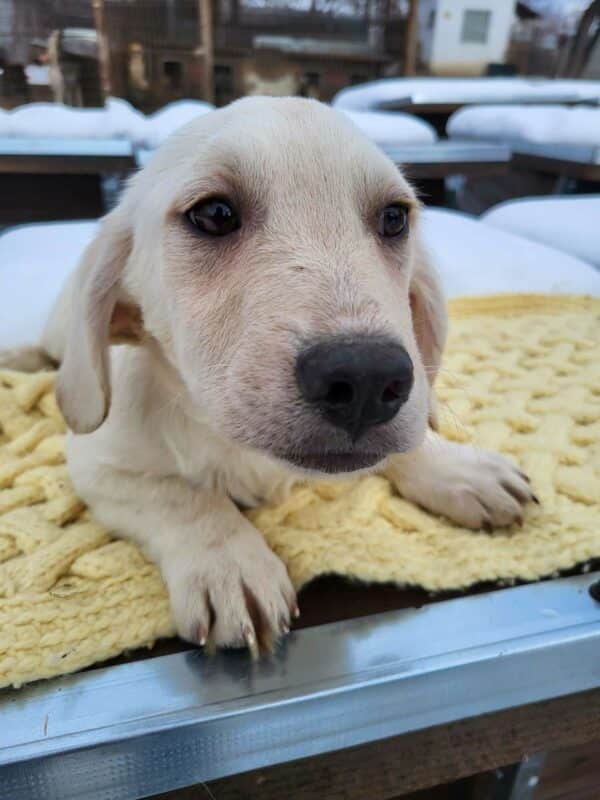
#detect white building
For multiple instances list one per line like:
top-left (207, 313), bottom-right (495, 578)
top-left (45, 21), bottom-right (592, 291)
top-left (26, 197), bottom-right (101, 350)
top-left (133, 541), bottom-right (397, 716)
top-left (419, 0), bottom-right (518, 75)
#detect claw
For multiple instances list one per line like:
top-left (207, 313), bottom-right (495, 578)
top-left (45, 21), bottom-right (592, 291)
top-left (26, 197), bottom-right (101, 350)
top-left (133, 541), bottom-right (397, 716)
top-left (243, 625), bottom-right (259, 659)
top-left (194, 624), bottom-right (207, 647)
top-left (292, 605), bottom-right (300, 619)
top-left (532, 493), bottom-right (540, 505)
top-left (518, 470), bottom-right (531, 484)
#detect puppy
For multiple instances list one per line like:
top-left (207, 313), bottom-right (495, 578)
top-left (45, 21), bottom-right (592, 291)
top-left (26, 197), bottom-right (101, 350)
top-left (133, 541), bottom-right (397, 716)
top-left (38, 97), bottom-right (534, 651)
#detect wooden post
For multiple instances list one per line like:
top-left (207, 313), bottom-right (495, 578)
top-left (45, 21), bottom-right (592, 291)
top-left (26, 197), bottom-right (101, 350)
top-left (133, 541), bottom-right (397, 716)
top-left (91, 0), bottom-right (111, 100)
top-left (198, 0), bottom-right (215, 103)
top-left (404, 0), bottom-right (419, 76)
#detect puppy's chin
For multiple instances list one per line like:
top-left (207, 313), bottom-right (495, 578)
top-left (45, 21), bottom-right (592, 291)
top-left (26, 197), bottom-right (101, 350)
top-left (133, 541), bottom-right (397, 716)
top-left (277, 450), bottom-right (386, 476)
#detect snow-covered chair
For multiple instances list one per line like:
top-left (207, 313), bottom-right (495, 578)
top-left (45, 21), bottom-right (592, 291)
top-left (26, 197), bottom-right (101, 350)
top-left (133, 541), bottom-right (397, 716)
top-left (480, 195), bottom-right (600, 269)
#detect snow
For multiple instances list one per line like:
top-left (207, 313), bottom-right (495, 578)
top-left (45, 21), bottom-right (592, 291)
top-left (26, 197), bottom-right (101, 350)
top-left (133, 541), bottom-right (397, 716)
top-left (3, 97), bottom-right (148, 142)
top-left (481, 195), bottom-right (600, 268)
top-left (447, 104), bottom-right (600, 146)
top-left (340, 109), bottom-right (437, 145)
top-left (136, 100), bottom-right (215, 149)
top-left (420, 208), bottom-right (600, 298)
top-left (0, 97), bottom-right (214, 148)
top-left (332, 77), bottom-right (600, 111)
top-left (1, 212), bottom-right (598, 350)
top-left (0, 222), bottom-right (98, 349)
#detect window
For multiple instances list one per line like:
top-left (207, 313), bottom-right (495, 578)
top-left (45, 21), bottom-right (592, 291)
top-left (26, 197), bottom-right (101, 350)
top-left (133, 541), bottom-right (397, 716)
top-left (461, 9), bottom-right (492, 44)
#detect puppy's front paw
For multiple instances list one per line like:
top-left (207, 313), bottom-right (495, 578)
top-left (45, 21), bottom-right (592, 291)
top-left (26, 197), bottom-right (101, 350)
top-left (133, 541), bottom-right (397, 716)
top-left (166, 526), bottom-right (297, 654)
top-left (388, 440), bottom-right (537, 531)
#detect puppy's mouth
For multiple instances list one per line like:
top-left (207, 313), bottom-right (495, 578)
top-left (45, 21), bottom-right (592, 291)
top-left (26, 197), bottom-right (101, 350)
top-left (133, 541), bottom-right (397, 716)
top-left (279, 451), bottom-right (384, 474)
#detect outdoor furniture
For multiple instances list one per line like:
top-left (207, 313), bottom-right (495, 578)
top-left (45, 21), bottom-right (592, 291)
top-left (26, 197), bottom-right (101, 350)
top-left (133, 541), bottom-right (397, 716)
top-left (380, 142), bottom-right (510, 205)
top-left (333, 78), bottom-right (600, 135)
top-left (333, 78), bottom-right (600, 112)
top-left (511, 143), bottom-right (600, 185)
top-left (446, 105), bottom-right (600, 209)
top-left (0, 138), bottom-right (135, 224)
top-left (378, 94), bottom-right (599, 135)
top-left (481, 195), bottom-right (600, 268)
top-left (447, 105), bottom-right (600, 149)
top-left (1, 214), bottom-right (599, 799)
top-left (341, 109), bottom-right (437, 146)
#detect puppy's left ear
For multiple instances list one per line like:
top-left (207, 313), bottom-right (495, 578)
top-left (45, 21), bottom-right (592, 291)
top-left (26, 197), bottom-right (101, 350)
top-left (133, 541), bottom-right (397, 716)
top-left (409, 240), bottom-right (448, 430)
top-left (57, 209), bottom-right (142, 434)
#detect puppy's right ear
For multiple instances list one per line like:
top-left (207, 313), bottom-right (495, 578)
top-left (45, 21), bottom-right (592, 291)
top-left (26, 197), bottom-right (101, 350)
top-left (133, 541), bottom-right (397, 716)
top-left (57, 211), bottom-right (135, 434)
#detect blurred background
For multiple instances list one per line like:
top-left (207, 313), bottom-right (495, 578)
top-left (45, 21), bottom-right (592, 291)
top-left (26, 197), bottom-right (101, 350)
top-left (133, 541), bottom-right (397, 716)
top-left (0, 1), bottom-right (596, 109)
top-left (0, 8), bottom-right (599, 799)
top-left (0, 1), bottom-right (599, 241)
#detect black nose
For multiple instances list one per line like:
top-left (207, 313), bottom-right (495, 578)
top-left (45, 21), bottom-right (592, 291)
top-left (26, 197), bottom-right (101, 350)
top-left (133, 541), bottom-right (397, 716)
top-left (296, 337), bottom-right (414, 440)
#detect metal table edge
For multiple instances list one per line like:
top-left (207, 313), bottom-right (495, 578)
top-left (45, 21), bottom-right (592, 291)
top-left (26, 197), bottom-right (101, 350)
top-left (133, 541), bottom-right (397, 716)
top-left (1, 572), bottom-right (599, 800)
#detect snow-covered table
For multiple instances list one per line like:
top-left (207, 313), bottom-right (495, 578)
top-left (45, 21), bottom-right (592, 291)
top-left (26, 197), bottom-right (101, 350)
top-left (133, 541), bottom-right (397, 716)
top-left (333, 78), bottom-right (600, 135)
top-left (0, 137), bottom-right (135, 174)
top-left (511, 144), bottom-right (600, 184)
top-left (379, 142), bottom-right (510, 206)
top-left (447, 104), bottom-right (600, 149)
top-left (333, 78), bottom-right (600, 112)
top-left (0, 138), bottom-right (135, 226)
top-left (446, 104), bottom-right (600, 210)
top-left (380, 141), bottom-right (510, 179)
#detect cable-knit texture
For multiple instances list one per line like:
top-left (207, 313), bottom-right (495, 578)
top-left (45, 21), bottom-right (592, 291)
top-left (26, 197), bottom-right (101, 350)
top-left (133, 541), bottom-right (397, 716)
top-left (1, 294), bottom-right (598, 688)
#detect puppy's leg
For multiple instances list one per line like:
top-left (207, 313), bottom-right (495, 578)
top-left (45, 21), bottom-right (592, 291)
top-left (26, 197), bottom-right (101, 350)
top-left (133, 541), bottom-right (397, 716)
top-left (385, 431), bottom-right (536, 530)
top-left (70, 450), bottom-right (297, 652)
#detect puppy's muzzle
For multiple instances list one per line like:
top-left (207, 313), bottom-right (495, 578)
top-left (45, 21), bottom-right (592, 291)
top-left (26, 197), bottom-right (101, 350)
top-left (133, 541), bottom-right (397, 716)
top-left (296, 336), bottom-right (414, 441)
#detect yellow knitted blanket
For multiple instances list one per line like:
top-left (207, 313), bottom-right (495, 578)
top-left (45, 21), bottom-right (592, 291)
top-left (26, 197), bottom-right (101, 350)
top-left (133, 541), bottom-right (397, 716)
top-left (1, 294), bottom-right (599, 688)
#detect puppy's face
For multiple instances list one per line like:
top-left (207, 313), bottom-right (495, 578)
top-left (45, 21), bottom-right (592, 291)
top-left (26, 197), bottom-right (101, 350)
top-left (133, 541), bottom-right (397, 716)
top-left (62, 98), bottom-right (446, 475)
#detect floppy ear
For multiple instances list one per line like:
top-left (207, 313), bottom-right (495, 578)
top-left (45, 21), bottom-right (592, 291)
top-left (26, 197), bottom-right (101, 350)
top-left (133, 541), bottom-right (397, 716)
top-left (56, 210), bottom-right (141, 434)
top-left (409, 240), bottom-right (448, 430)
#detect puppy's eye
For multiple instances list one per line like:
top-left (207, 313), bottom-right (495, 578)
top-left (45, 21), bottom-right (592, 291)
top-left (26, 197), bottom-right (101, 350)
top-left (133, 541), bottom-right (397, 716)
top-left (379, 204), bottom-right (408, 238)
top-left (186, 198), bottom-right (240, 236)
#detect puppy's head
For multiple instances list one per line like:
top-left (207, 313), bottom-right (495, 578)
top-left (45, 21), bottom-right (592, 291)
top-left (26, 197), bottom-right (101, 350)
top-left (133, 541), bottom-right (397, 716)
top-left (58, 97), bottom-right (447, 475)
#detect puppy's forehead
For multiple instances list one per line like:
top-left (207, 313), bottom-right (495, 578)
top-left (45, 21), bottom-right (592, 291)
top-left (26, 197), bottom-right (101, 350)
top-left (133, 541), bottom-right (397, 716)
top-left (165, 97), bottom-right (415, 206)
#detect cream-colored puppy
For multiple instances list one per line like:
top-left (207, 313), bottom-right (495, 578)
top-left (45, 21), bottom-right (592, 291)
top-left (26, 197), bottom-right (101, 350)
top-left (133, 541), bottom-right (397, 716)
top-left (38, 97), bottom-right (534, 650)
